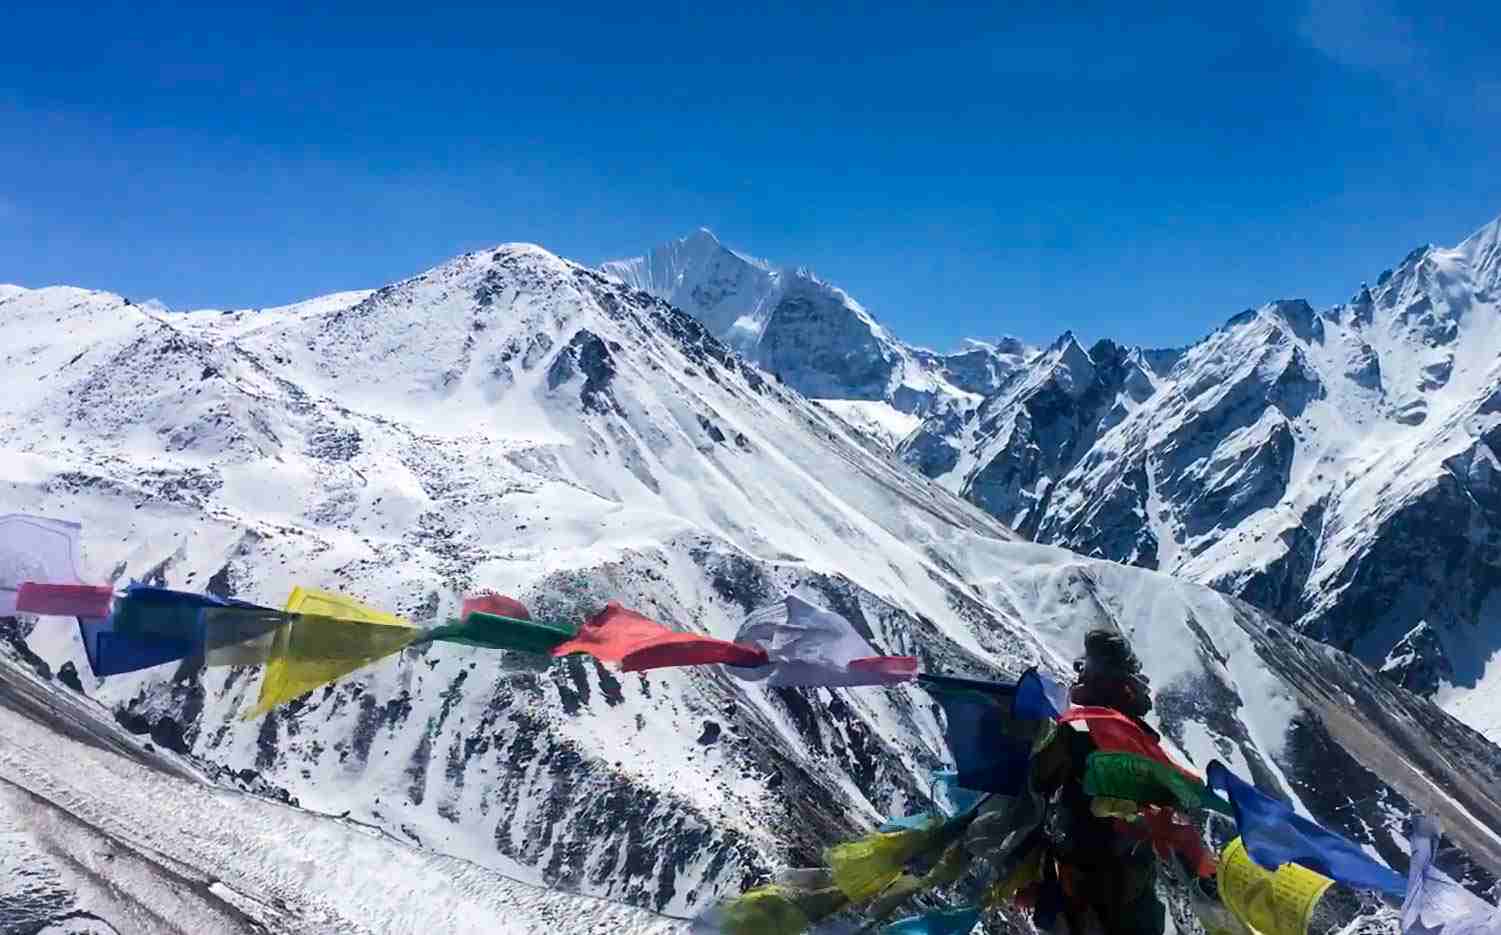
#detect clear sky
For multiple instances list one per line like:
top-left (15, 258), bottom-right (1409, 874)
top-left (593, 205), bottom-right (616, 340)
top-left (3, 1), bottom-right (1498, 350)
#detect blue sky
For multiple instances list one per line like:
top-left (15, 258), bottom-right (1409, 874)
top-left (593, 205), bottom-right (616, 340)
top-left (3, 1), bottom-right (1498, 350)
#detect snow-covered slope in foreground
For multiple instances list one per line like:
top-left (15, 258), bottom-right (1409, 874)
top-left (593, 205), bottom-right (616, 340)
top-left (901, 215), bottom-right (1501, 739)
top-left (0, 645), bottom-right (682, 934)
top-left (2, 248), bottom-right (1500, 922)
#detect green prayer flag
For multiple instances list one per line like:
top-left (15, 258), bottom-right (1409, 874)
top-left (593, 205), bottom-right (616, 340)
top-left (202, 606), bottom-right (287, 667)
top-left (420, 611), bottom-right (577, 654)
top-left (1083, 751), bottom-right (1234, 816)
top-left (111, 593), bottom-right (202, 641)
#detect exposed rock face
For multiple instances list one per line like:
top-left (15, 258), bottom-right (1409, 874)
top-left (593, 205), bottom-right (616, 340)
top-left (899, 216), bottom-right (1501, 740)
top-left (1382, 622), bottom-right (1455, 696)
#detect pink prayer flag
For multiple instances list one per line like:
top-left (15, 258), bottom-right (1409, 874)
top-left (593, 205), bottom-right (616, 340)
top-left (462, 593), bottom-right (531, 621)
top-left (16, 582), bottom-right (115, 618)
top-left (847, 655), bottom-right (920, 683)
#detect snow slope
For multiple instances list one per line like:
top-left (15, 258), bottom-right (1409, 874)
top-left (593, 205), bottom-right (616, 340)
top-left (901, 215), bottom-right (1501, 740)
top-left (0, 640), bottom-right (684, 934)
top-left (2, 246), bottom-right (1499, 923)
top-left (603, 230), bottom-right (1029, 411)
top-left (812, 399), bottom-right (923, 450)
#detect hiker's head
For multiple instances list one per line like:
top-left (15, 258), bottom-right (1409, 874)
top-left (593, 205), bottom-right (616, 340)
top-left (1069, 628), bottom-right (1152, 716)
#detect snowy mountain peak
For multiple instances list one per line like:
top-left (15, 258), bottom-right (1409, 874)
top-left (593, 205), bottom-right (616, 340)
top-left (995, 335), bottom-right (1029, 355)
top-left (1458, 214), bottom-right (1501, 290)
top-left (604, 232), bottom-right (1011, 410)
top-left (1262, 298), bottom-right (1322, 343)
top-left (1047, 328), bottom-right (1080, 350)
top-left (601, 230), bottom-right (781, 357)
top-left (957, 335), bottom-right (1030, 357)
top-left (1049, 333), bottom-right (1098, 398)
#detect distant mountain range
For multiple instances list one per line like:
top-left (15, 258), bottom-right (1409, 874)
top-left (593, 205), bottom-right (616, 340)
top-left (606, 217), bottom-right (1501, 743)
top-left (5, 235), bottom-right (1500, 925)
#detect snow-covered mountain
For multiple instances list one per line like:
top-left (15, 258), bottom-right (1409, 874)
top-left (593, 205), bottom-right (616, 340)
top-left (602, 229), bottom-right (1031, 413)
top-left (805, 399), bottom-right (925, 451)
top-left (3, 244), bottom-right (1500, 929)
top-left (901, 215), bottom-right (1501, 741)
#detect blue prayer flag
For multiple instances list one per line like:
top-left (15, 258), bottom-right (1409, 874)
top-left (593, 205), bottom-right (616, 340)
top-left (1207, 761), bottom-right (1405, 896)
top-left (79, 584), bottom-right (277, 677)
top-left (78, 614), bottom-right (195, 676)
top-left (1015, 668), bottom-right (1068, 720)
top-left (879, 769), bottom-right (989, 831)
top-left (917, 668), bottom-right (1061, 795)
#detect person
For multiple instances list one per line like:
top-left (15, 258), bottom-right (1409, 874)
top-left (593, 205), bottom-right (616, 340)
top-left (1029, 628), bottom-right (1167, 935)
top-left (1068, 628), bottom-right (1153, 717)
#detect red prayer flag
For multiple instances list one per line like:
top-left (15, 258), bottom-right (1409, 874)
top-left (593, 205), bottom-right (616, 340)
top-left (16, 582), bottom-right (115, 618)
top-left (554, 602), bottom-right (768, 671)
top-left (1119, 806), bottom-right (1217, 877)
top-left (621, 639), bottom-right (767, 672)
top-left (1060, 706), bottom-right (1201, 782)
top-left (462, 593), bottom-right (531, 621)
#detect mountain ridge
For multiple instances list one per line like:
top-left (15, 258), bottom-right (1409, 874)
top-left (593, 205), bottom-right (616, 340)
top-left (12, 212), bottom-right (1497, 743)
top-left (895, 212), bottom-right (1501, 740)
top-left (5, 240), bottom-right (1501, 926)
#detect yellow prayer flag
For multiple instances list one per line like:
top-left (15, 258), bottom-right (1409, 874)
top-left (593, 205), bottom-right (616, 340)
top-left (1219, 837), bottom-right (1335, 935)
top-left (711, 885), bottom-right (812, 935)
top-left (245, 587), bottom-right (418, 717)
top-left (987, 847), bottom-right (1044, 906)
top-left (282, 586), bottom-right (410, 626)
top-left (248, 613), bottom-right (419, 717)
top-left (826, 823), bottom-right (943, 905)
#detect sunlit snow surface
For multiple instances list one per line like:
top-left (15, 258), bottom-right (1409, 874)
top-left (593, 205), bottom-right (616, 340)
top-left (813, 399), bottom-right (924, 450)
top-left (1, 242), bottom-right (1499, 926)
top-left (0, 651), bottom-right (684, 934)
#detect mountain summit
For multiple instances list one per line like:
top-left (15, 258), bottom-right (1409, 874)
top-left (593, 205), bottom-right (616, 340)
top-left (603, 231), bottom-right (1031, 413)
